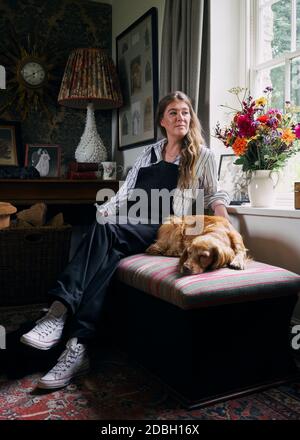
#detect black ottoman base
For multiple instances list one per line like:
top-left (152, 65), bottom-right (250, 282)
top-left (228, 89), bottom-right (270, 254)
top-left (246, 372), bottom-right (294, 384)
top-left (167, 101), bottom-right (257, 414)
top-left (109, 281), bottom-right (299, 409)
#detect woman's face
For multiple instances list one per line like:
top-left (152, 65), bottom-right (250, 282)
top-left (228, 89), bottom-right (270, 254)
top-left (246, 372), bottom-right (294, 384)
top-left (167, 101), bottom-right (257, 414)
top-left (160, 99), bottom-right (191, 140)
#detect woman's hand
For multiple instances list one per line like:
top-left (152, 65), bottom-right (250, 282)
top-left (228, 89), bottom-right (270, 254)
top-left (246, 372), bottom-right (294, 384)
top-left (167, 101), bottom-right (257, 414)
top-left (213, 203), bottom-right (230, 222)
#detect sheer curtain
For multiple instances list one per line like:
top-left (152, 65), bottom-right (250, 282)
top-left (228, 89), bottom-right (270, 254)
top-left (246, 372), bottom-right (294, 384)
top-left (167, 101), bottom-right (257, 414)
top-left (160, 0), bottom-right (210, 145)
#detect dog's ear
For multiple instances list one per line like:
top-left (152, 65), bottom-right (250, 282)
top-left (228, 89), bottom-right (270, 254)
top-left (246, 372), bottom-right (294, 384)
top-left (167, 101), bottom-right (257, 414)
top-left (210, 245), bottom-right (225, 269)
top-left (211, 245), bottom-right (233, 269)
top-left (198, 250), bottom-right (213, 270)
top-left (178, 247), bottom-right (189, 271)
top-left (201, 250), bottom-right (210, 258)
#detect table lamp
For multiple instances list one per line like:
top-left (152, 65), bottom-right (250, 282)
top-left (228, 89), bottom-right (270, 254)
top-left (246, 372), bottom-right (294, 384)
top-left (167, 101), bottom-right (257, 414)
top-left (58, 48), bottom-right (123, 163)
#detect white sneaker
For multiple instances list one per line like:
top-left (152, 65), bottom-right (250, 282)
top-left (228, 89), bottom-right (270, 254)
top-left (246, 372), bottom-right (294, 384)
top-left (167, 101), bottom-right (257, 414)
top-left (37, 337), bottom-right (90, 389)
top-left (20, 301), bottom-right (67, 350)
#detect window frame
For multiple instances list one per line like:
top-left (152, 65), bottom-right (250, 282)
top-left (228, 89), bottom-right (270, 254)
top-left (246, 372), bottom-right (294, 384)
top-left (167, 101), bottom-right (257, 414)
top-left (250, 0), bottom-right (300, 100)
top-left (248, 0), bottom-right (300, 205)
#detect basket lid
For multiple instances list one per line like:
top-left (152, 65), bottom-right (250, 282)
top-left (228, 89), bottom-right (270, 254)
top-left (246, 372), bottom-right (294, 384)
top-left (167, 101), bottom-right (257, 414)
top-left (0, 202), bottom-right (17, 216)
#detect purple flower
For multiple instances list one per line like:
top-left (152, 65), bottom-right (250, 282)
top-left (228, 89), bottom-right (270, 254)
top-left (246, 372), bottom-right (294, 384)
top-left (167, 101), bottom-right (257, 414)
top-left (267, 108), bottom-right (280, 114)
top-left (266, 117), bottom-right (278, 128)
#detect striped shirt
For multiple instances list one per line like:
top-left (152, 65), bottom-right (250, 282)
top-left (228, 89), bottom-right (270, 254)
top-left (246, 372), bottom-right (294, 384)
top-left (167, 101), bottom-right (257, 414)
top-left (97, 138), bottom-right (230, 216)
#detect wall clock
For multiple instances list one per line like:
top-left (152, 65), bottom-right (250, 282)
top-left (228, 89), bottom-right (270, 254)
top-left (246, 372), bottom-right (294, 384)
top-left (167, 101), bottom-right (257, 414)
top-left (0, 28), bottom-right (60, 120)
top-left (18, 57), bottom-right (47, 88)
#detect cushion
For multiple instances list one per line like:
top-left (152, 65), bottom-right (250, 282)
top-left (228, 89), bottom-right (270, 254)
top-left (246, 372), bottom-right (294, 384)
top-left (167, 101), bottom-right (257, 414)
top-left (117, 254), bottom-right (300, 310)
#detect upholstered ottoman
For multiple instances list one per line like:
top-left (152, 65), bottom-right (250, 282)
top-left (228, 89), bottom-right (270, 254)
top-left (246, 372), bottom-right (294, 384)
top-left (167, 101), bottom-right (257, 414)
top-left (111, 255), bottom-right (300, 408)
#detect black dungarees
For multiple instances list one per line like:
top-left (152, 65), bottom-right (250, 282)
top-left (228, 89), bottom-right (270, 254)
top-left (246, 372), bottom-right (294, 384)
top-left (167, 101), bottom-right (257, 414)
top-left (49, 148), bottom-right (179, 340)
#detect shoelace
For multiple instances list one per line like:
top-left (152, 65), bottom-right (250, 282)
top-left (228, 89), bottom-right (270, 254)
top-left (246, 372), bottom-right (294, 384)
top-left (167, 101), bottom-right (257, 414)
top-left (32, 314), bottom-right (62, 337)
top-left (52, 343), bottom-right (85, 373)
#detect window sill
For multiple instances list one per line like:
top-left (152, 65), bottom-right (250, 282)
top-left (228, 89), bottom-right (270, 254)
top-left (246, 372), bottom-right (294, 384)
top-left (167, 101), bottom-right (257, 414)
top-left (227, 204), bottom-right (300, 219)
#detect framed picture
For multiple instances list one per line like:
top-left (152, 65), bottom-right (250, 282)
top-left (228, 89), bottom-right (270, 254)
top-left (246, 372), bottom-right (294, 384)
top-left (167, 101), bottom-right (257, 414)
top-left (25, 144), bottom-right (61, 177)
top-left (0, 120), bottom-right (22, 166)
top-left (116, 7), bottom-right (159, 150)
top-left (218, 154), bottom-right (249, 203)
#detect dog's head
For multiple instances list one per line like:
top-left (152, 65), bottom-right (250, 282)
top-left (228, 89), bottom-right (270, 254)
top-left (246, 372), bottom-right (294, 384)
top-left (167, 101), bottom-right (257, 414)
top-left (178, 236), bottom-right (235, 274)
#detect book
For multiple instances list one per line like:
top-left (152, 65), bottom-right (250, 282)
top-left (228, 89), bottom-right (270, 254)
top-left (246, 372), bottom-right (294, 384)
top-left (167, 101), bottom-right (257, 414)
top-left (68, 170), bottom-right (102, 180)
top-left (68, 161), bottom-right (100, 172)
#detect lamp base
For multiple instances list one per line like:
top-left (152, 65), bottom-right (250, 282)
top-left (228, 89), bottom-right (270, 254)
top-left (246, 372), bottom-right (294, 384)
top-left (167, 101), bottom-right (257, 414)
top-left (75, 103), bottom-right (108, 163)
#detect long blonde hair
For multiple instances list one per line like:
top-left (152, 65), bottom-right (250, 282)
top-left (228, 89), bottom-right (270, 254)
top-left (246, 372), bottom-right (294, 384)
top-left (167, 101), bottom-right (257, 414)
top-left (156, 91), bottom-right (205, 189)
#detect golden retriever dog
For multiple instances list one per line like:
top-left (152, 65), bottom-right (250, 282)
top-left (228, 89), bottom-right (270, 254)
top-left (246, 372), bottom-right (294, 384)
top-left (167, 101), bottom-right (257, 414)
top-left (146, 215), bottom-right (248, 274)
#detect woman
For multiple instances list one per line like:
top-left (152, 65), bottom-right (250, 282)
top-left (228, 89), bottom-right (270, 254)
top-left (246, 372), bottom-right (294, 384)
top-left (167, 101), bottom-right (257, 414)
top-left (20, 91), bottom-right (230, 389)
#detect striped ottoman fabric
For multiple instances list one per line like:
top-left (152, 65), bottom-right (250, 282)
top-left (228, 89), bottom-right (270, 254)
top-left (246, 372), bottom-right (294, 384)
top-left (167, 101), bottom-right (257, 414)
top-left (117, 254), bottom-right (300, 310)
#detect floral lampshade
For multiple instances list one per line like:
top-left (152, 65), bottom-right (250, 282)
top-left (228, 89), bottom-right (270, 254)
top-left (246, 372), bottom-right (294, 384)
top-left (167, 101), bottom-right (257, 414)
top-left (58, 48), bottom-right (123, 162)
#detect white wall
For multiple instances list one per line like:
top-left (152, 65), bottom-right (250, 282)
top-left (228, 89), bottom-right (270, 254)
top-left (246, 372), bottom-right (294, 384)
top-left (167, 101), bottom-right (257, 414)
top-left (111, 0), bottom-right (165, 174)
top-left (210, 0), bottom-right (242, 164)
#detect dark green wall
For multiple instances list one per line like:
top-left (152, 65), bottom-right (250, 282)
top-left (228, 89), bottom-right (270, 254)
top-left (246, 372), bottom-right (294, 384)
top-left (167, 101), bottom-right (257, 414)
top-left (0, 0), bottom-right (112, 174)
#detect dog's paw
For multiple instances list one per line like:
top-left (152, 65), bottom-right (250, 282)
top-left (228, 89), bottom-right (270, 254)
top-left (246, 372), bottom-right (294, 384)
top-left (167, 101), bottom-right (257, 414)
top-left (229, 254), bottom-right (246, 270)
top-left (146, 243), bottom-right (162, 255)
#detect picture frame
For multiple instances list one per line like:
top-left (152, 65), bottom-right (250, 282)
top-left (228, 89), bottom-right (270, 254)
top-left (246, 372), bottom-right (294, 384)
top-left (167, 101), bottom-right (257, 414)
top-left (116, 7), bottom-right (159, 150)
top-left (0, 119), bottom-right (22, 166)
top-left (25, 144), bottom-right (61, 178)
top-left (218, 154), bottom-right (249, 203)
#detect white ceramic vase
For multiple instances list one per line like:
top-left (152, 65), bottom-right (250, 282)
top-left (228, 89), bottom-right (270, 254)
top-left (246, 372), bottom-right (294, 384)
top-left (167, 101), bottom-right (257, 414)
top-left (75, 103), bottom-right (107, 163)
top-left (248, 170), bottom-right (279, 207)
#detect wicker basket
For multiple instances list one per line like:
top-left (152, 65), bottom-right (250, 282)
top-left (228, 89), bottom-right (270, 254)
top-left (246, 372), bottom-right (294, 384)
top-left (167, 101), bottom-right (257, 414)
top-left (0, 225), bottom-right (72, 306)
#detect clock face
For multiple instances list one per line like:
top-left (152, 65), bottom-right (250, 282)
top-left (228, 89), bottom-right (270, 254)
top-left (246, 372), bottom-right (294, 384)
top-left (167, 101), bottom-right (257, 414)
top-left (0, 31), bottom-right (59, 119)
top-left (20, 61), bottom-right (46, 87)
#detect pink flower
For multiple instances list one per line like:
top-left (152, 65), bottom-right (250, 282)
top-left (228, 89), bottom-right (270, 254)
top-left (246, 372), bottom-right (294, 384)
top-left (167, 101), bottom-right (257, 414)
top-left (294, 124), bottom-right (300, 138)
top-left (237, 115), bottom-right (256, 137)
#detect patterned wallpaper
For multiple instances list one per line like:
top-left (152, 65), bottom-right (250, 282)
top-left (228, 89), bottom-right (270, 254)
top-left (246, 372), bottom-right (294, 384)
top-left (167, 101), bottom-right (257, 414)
top-left (0, 0), bottom-right (112, 175)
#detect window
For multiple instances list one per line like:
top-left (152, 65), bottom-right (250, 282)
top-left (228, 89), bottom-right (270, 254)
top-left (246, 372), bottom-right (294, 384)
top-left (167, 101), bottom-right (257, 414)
top-left (251, 0), bottom-right (300, 203)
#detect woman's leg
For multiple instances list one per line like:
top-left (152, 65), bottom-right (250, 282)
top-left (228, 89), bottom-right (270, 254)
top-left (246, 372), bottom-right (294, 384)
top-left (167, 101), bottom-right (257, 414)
top-left (22, 221), bottom-right (159, 346)
top-left (66, 222), bottom-right (159, 341)
top-left (20, 222), bottom-right (120, 350)
top-left (22, 221), bottom-right (159, 389)
top-left (49, 221), bottom-right (120, 317)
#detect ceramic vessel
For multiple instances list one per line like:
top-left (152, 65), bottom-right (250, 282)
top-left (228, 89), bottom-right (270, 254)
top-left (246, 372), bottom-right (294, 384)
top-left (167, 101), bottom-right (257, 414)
top-left (248, 170), bottom-right (279, 207)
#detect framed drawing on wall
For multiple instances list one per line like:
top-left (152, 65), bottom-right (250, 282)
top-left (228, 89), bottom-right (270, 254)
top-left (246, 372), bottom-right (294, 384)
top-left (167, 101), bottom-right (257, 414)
top-left (0, 120), bottom-right (22, 166)
top-left (116, 7), bottom-right (159, 150)
top-left (25, 144), bottom-right (61, 177)
top-left (218, 154), bottom-right (249, 204)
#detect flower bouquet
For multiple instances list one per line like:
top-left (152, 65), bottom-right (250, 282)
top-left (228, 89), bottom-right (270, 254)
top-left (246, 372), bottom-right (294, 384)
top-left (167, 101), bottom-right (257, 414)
top-left (215, 86), bottom-right (300, 172)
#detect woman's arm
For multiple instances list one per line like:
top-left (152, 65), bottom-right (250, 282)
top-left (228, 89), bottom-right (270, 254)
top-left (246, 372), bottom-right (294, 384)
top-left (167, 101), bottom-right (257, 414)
top-left (201, 149), bottom-right (231, 219)
top-left (96, 145), bottom-right (152, 216)
top-left (212, 202), bottom-right (230, 221)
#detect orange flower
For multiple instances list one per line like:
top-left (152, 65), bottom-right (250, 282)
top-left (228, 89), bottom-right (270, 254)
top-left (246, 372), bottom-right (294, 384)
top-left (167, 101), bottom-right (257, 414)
top-left (232, 137), bottom-right (248, 156)
top-left (281, 128), bottom-right (296, 144)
